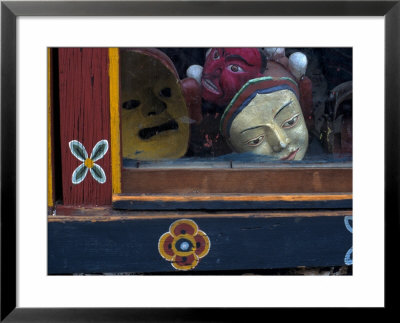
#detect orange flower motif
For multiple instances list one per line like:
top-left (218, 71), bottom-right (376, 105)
top-left (158, 219), bottom-right (211, 271)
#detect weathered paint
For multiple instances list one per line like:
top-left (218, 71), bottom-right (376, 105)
top-left (58, 48), bottom-right (112, 205)
top-left (112, 193), bottom-right (352, 210)
top-left (48, 208), bottom-right (352, 222)
top-left (48, 215), bottom-right (352, 274)
top-left (121, 167), bottom-right (352, 194)
top-left (113, 200), bottom-right (352, 210)
top-left (108, 48), bottom-right (121, 194)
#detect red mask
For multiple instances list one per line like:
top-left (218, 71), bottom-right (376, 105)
top-left (201, 48), bottom-right (264, 107)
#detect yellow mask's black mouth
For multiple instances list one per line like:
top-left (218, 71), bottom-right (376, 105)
top-left (138, 119), bottom-right (179, 140)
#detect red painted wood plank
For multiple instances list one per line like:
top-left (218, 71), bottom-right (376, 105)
top-left (58, 48), bottom-right (112, 205)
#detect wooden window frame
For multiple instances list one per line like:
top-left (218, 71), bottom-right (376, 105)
top-left (109, 48), bottom-right (352, 211)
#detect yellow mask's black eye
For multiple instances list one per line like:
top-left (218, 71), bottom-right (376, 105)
top-left (123, 99), bottom-right (141, 110)
top-left (246, 135), bottom-right (264, 147)
top-left (282, 115), bottom-right (299, 129)
top-left (159, 87), bottom-right (172, 98)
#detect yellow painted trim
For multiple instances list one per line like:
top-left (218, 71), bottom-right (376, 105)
top-left (47, 48), bottom-right (53, 207)
top-left (109, 48), bottom-right (121, 194)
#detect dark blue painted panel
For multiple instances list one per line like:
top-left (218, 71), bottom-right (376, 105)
top-left (113, 199), bottom-right (353, 210)
top-left (48, 216), bottom-right (352, 274)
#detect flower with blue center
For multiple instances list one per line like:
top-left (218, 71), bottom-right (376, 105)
top-left (158, 219), bottom-right (211, 271)
top-left (69, 139), bottom-right (109, 184)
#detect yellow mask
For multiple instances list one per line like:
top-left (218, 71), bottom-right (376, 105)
top-left (120, 49), bottom-right (190, 160)
top-left (222, 79), bottom-right (308, 160)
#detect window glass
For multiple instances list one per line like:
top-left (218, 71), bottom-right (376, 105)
top-left (120, 48), bottom-right (352, 168)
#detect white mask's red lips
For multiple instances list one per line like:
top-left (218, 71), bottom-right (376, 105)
top-left (202, 78), bottom-right (221, 95)
top-left (280, 148), bottom-right (299, 161)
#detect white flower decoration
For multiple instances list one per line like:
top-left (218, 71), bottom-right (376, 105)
top-left (69, 139), bottom-right (109, 184)
top-left (344, 216), bottom-right (353, 265)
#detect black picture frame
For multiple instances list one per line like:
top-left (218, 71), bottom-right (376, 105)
top-left (1, 0), bottom-right (398, 321)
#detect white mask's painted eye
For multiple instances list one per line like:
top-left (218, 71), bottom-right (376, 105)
top-left (246, 135), bottom-right (264, 146)
top-left (227, 64), bottom-right (244, 73)
top-left (282, 114), bottom-right (299, 129)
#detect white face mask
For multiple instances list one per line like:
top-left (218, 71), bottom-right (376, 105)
top-left (228, 89), bottom-right (308, 161)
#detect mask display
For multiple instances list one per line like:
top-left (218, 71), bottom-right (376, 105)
top-left (118, 47), bottom-right (347, 163)
top-left (221, 77), bottom-right (309, 160)
top-left (120, 48), bottom-right (191, 160)
top-left (201, 48), bottom-right (266, 107)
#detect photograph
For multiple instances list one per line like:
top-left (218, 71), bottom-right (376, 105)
top-left (47, 46), bottom-right (353, 274)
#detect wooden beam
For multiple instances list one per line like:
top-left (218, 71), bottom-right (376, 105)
top-left (48, 214), bottom-right (353, 274)
top-left (122, 167), bottom-right (352, 194)
top-left (58, 48), bottom-right (112, 205)
top-left (49, 206), bottom-right (352, 221)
